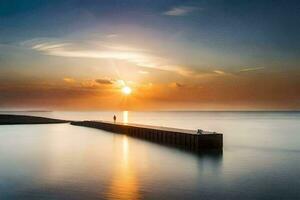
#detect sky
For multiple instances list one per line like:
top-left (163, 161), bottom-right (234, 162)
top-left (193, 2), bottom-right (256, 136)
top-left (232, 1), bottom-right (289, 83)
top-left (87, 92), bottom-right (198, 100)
top-left (0, 0), bottom-right (299, 110)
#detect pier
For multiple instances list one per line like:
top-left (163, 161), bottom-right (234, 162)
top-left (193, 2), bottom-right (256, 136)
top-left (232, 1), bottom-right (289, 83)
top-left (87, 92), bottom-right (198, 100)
top-left (71, 121), bottom-right (223, 152)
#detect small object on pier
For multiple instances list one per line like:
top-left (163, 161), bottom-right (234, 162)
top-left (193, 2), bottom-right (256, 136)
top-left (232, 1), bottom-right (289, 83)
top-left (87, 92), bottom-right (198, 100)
top-left (113, 115), bottom-right (116, 123)
top-left (197, 129), bottom-right (203, 134)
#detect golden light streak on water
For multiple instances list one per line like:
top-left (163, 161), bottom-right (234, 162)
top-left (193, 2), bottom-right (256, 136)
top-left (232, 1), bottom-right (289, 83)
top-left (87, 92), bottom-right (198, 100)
top-left (106, 135), bottom-right (140, 200)
top-left (123, 111), bottom-right (129, 124)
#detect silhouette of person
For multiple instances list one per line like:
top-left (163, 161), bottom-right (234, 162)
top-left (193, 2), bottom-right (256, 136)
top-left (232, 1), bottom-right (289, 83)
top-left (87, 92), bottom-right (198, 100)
top-left (113, 115), bottom-right (116, 123)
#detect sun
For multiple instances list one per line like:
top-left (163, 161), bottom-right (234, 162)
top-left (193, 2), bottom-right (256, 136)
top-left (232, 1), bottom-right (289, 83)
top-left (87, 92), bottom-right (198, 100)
top-left (122, 86), bottom-right (132, 95)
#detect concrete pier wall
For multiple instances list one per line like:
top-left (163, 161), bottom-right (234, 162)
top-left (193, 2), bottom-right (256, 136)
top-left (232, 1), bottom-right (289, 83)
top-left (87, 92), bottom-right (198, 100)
top-left (71, 121), bottom-right (223, 152)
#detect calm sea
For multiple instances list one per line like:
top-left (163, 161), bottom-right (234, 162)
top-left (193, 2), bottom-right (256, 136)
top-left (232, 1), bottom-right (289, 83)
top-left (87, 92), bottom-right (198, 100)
top-left (0, 111), bottom-right (300, 200)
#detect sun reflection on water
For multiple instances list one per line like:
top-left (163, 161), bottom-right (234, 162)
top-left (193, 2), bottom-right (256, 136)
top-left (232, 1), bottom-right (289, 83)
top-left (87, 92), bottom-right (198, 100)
top-left (123, 111), bottom-right (129, 124)
top-left (106, 135), bottom-right (140, 200)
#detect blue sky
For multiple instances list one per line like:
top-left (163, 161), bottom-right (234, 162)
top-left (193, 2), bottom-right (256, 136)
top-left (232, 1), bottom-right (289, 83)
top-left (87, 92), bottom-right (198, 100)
top-left (1, 0), bottom-right (299, 63)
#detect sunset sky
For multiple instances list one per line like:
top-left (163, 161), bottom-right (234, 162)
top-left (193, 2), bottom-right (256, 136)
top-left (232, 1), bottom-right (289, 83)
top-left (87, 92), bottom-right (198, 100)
top-left (0, 0), bottom-right (299, 110)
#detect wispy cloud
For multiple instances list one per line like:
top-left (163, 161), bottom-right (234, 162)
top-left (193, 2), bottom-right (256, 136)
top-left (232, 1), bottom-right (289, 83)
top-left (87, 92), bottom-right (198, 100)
top-left (63, 77), bottom-right (76, 83)
top-left (213, 70), bottom-right (226, 75)
top-left (239, 67), bottom-right (265, 72)
top-left (62, 77), bottom-right (122, 89)
top-left (106, 34), bottom-right (118, 38)
top-left (138, 70), bottom-right (149, 74)
top-left (169, 82), bottom-right (185, 88)
top-left (95, 78), bottom-right (114, 85)
top-left (22, 38), bottom-right (192, 76)
top-left (163, 6), bottom-right (199, 16)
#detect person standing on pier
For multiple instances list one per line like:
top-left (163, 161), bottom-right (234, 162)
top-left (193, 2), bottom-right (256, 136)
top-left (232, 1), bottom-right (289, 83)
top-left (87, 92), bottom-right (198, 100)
top-left (113, 115), bottom-right (116, 123)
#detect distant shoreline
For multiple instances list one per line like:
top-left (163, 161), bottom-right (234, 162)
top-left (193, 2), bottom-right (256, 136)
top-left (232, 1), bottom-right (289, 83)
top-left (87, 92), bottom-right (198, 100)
top-left (0, 114), bottom-right (69, 125)
top-left (0, 110), bottom-right (52, 113)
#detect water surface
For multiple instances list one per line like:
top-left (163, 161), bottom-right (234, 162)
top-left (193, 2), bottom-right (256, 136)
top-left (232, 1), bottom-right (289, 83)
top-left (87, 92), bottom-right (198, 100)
top-left (0, 111), bottom-right (300, 199)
